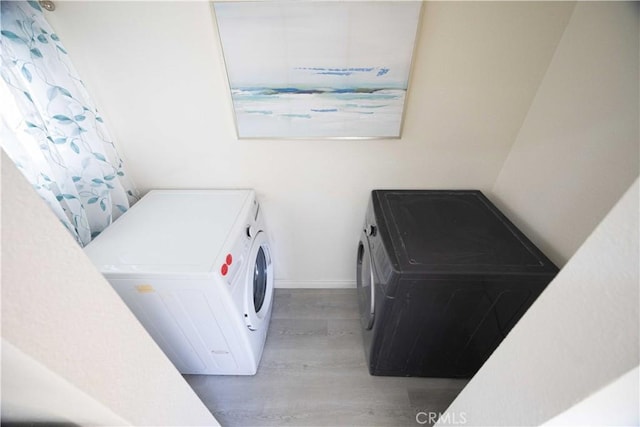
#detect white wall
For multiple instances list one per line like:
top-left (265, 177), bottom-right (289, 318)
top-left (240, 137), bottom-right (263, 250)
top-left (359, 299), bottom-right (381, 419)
top-left (2, 339), bottom-right (129, 425)
top-left (491, 1), bottom-right (639, 266)
top-left (543, 367), bottom-right (639, 426)
top-left (45, 1), bottom-right (575, 287)
top-left (437, 178), bottom-right (639, 426)
top-left (1, 152), bottom-right (218, 426)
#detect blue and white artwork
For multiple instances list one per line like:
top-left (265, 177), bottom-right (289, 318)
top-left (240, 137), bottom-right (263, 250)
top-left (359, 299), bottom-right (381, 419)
top-left (213, 2), bottom-right (422, 139)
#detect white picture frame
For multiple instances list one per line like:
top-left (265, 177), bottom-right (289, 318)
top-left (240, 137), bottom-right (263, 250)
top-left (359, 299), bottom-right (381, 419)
top-left (213, 1), bottom-right (422, 139)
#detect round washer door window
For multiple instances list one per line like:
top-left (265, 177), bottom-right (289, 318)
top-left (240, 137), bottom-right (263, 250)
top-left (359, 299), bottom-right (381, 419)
top-left (253, 247), bottom-right (267, 313)
top-left (244, 231), bottom-right (273, 331)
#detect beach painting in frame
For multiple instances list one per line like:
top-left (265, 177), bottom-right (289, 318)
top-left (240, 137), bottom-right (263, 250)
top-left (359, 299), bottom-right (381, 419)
top-left (213, 1), bottom-right (422, 139)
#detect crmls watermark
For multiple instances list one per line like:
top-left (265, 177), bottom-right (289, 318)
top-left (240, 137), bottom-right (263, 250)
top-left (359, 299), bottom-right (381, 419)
top-left (415, 411), bottom-right (467, 425)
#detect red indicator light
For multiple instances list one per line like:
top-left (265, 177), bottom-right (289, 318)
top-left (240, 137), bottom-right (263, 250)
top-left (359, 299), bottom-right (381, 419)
top-left (226, 254), bottom-right (233, 265)
top-left (221, 264), bottom-right (228, 276)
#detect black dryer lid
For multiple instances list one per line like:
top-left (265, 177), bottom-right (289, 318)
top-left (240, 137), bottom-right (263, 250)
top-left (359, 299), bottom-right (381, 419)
top-left (372, 190), bottom-right (558, 276)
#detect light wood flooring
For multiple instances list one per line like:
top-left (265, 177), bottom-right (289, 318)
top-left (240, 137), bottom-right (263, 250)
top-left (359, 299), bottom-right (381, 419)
top-left (185, 289), bottom-right (468, 426)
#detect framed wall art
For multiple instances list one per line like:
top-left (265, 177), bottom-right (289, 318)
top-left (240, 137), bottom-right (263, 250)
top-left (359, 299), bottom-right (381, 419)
top-left (213, 1), bottom-right (422, 139)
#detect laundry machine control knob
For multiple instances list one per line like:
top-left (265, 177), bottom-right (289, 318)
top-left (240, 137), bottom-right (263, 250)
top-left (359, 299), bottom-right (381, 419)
top-left (365, 225), bottom-right (377, 237)
top-left (246, 225), bottom-right (257, 238)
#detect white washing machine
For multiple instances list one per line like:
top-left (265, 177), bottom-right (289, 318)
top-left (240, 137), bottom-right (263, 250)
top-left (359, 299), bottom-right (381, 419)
top-left (84, 189), bottom-right (274, 375)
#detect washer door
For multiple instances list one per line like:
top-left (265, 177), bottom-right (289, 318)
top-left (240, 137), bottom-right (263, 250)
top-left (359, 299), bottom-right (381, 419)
top-left (244, 231), bottom-right (274, 331)
top-left (357, 236), bottom-right (375, 330)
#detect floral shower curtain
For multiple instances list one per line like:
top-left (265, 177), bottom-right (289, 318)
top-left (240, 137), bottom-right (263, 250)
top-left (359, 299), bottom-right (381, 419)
top-left (0, 0), bottom-right (137, 246)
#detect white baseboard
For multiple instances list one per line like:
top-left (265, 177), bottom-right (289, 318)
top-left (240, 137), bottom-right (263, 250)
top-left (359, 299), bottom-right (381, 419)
top-left (275, 280), bottom-right (356, 289)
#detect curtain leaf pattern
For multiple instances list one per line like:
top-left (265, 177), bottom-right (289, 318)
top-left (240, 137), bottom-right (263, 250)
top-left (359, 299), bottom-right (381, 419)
top-left (0, 1), bottom-right (138, 246)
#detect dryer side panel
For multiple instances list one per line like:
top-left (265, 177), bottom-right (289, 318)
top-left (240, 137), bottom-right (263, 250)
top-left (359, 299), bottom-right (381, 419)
top-left (369, 276), bottom-right (547, 378)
